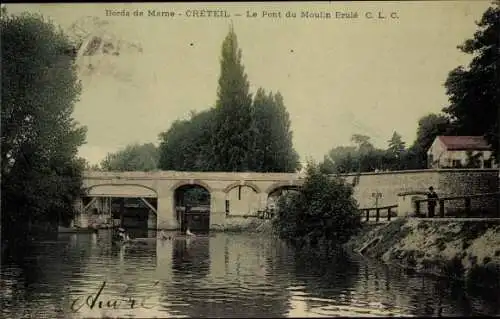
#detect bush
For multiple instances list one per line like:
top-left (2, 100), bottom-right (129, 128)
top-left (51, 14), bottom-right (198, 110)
top-left (272, 162), bottom-right (362, 248)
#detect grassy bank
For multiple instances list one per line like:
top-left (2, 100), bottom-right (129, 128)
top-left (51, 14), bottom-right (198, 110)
top-left (344, 218), bottom-right (500, 288)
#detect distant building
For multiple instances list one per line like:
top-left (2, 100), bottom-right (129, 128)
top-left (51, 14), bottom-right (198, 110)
top-left (427, 135), bottom-right (497, 169)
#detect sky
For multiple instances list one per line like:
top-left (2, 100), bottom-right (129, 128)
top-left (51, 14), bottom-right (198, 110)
top-left (6, 1), bottom-right (493, 165)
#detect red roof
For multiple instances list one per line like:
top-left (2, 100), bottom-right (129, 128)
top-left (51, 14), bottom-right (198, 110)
top-left (438, 136), bottom-right (491, 151)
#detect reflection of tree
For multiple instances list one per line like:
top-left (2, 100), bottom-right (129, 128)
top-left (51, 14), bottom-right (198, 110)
top-left (275, 246), bottom-right (360, 306)
top-left (352, 256), bottom-right (500, 317)
top-left (407, 276), bottom-right (500, 316)
top-left (167, 234), bottom-right (291, 318)
top-left (1, 236), bottom-right (95, 317)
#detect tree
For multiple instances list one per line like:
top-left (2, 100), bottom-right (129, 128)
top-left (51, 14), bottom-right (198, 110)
top-left (273, 162), bottom-right (361, 249)
top-left (158, 109), bottom-right (215, 171)
top-left (443, 1), bottom-right (499, 160)
top-left (209, 25), bottom-right (253, 171)
top-left (387, 131), bottom-right (406, 158)
top-left (158, 28), bottom-right (299, 173)
top-left (320, 134), bottom-right (393, 174)
top-left (320, 146), bottom-right (357, 174)
top-left (383, 131), bottom-right (408, 170)
top-left (250, 88), bottom-right (300, 172)
top-left (351, 134), bottom-right (374, 152)
top-left (101, 143), bottom-right (159, 171)
top-left (1, 11), bottom-right (86, 236)
top-left (407, 113), bottom-right (453, 169)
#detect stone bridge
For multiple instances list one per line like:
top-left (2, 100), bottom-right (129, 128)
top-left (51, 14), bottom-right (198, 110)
top-left (80, 170), bottom-right (304, 229)
top-left (79, 168), bottom-right (500, 230)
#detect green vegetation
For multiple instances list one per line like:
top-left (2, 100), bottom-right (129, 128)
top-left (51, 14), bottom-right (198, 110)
top-left (158, 26), bottom-right (299, 173)
top-left (320, 132), bottom-right (416, 174)
top-left (1, 10), bottom-right (86, 239)
top-left (321, 1), bottom-right (499, 172)
top-left (443, 1), bottom-right (499, 160)
top-left (273, 163), bottom-right (362, 249)
top-left (100, 142), bottom-right (159, 171)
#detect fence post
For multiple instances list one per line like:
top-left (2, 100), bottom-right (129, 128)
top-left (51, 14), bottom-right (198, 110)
top-left (415, 201), bottom-right (421, 217)
top-left (439, 200), bottom-right (445, 218)
top-left (464, 197), bottom-right (471, 217)
top-left (387, 207), bottom-right (392, 221)
top-left (376, 208), bottom-right (380, 222)
top-left (366, 210), bottom-right (369, 222)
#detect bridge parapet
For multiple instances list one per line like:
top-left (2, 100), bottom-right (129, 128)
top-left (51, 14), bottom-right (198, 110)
top-left (83, 170), bottom-right (303, 181)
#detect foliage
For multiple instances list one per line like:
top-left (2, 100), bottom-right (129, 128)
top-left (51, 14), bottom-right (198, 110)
top-left (1, 11), bottom-right (86, 234)
top-left (319, 113), bottom-right (457, 172)
top-left (406, 113), bottom-right (454, 169)
top-left (320, 2), bottom-right (499, 171)
top-left (250, 89), bottom-right (300, 172)
top-left (209, 25), bottom-right (254, 171)
top-left (273, 162), bottom-right (362, 247)
top-left (158, 27), bottom-right (300, 173)
top-left (442, 1), bottom-right (499, 160)
top-left (320, 134), bottom-right (403, 174)
top-left (100, 142), bottom-right (159, 171)
top-left (387, 131), bottom-right (406, 159)
top-left (158, 109), bottom-right (215, 171)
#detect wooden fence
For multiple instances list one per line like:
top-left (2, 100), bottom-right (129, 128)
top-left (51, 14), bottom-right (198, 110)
top-left (359, 205), bottom-right (398, 223)
top-left (414, 192), bottom-right (500, 218)
top-left (249, 205), bottom-right (399, 223)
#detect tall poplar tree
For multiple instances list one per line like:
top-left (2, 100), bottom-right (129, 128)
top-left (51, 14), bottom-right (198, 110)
top-left (209, 25), bottom-right (253, 171)
top-left (268, 91), bottom-right (300, 172)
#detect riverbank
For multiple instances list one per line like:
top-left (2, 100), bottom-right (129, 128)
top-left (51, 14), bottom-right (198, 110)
top-left (344, 218), bottom-right (500, 288)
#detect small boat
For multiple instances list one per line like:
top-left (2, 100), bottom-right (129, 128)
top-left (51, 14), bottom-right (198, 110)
top-left (58, 226), bottom-right (97, 234)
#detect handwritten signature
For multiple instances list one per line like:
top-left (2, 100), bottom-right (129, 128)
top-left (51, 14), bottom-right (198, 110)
top-left (70, 281), bottom-right (159, 312)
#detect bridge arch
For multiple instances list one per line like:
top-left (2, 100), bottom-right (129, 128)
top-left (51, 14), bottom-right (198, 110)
top-left (84, 183), bottom-right (158, 198)
top-left (223, 181), bottom-right (261, 194)
top-left (265, 181), bottom-right (302, 195)
top-left (170, 180), bottom-right (213, 193)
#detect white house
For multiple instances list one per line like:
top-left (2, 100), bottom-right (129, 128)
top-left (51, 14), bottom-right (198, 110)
top-left (427, 136), bottom-right (497, 169)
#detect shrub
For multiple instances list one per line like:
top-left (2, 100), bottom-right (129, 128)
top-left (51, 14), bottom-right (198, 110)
top-left (272, 162), bottom-right (362, 247)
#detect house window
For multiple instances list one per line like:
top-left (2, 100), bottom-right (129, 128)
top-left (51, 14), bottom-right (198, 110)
top-left (452, 160), bottom-right (462, 168)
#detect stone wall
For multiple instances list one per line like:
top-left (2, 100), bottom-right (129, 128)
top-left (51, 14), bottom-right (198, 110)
top-left (437, 170), bottom-right (499, 213)
top-left (343, 170), bottom-right (440, 209)
top-left (342, 169), bottom-right (499, 213)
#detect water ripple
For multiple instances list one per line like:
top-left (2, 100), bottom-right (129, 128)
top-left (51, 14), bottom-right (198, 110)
top-left (1, 231), bottom-right (499, 318)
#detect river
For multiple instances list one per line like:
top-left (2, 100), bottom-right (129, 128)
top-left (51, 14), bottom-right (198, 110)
top-left (1, 230), bottom-right (499, 318)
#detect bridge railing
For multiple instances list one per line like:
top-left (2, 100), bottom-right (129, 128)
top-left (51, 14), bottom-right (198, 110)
top-left (359, 205), bottom-right (398, 223)
top-left (414, 192), bottom-right (500, 218)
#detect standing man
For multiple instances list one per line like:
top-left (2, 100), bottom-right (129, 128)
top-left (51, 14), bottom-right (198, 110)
top-left (427, 186), bottom-right (439, 217)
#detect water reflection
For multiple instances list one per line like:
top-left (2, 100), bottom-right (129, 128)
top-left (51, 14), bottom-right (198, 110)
top-left (1, 231), bottom-right (499, 318)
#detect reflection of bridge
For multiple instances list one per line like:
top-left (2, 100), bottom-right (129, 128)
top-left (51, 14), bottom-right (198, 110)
top-left (79, 171), bottom-right (304, 230)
